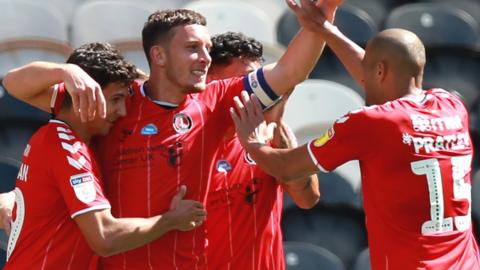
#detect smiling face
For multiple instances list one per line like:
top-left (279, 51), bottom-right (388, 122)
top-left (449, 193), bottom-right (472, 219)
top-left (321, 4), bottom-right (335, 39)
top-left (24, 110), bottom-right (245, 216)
top-left (86, 82), bottom-right (129, 136)
top-left (162, 24), bottom-right (212, 94)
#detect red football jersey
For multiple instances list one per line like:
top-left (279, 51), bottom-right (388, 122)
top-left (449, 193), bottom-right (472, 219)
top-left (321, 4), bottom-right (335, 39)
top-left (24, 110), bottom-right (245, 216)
top-left (308, 89), bottom-right (480, 270)
top-left (5, 120), bottom-right (111, 270)
top-left (206, 136), bottom-right (284, 270)
top-left (91, 69), bottom-right (279, 269)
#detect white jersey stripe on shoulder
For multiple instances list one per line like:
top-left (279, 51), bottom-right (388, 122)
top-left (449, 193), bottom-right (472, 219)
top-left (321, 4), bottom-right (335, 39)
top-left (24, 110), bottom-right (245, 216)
top-left (307, 141), bottom-right (329, 173)
top-left (67, 155), bottom-right (87, 170)
top-left (57, 127), bottom-right (71, 133)
top-left (58, 133), bottom-right (75, 141)
top-left (61, 142), bottom-right (82, 154)
top-left (71, 204), bottom-right (111, 219)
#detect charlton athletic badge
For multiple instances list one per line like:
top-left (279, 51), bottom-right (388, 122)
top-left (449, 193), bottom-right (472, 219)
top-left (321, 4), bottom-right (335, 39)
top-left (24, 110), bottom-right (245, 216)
top-left (173, 113), bottom-right (193, 134)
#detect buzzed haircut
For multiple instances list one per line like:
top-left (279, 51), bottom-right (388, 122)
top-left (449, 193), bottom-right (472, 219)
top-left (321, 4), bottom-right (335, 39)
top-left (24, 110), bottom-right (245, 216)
top-left (142, 9), bottom-right (207, 65)
top-left (210, 31), bottom-right (263, 66)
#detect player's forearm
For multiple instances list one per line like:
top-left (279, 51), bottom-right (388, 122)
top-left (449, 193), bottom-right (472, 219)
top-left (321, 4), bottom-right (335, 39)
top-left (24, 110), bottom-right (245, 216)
top-left (323, 24), bottom-right (366, 88)
top-left (246, 144), bottom-right (316, 181)
top-left (94, 214), bottom-right (173, 257)
top-left (3, 61), bottom-right (67, 112)
top-left (283, 174), bottom-right (320, 209)
top-left (263, 29), bottom-right (326, 96)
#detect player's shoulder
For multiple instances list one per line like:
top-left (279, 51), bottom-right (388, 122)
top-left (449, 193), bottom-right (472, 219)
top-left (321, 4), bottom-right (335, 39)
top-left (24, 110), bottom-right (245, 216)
top-left (427, 88), bottom-right (468, 109)
top-left (43, 120), bottom-right (90, 163)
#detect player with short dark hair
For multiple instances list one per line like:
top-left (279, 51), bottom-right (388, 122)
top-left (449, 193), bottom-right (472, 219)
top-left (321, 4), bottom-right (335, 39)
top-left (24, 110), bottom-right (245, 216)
top-left (206, 31), bottom-right (319, 270)
top-left (230, 2), bottom-right (480, 269)
top-left (1, 42), bottom-right (206, 270)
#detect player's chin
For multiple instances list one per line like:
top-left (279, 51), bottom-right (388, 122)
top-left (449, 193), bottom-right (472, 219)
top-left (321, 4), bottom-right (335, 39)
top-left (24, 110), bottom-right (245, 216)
top-left (186, 83), bottom-right (207, 93)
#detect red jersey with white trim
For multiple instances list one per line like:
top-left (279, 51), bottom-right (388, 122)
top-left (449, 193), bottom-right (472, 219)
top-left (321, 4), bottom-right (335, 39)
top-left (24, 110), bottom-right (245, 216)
top-left (206, 136), bottom-right (284, 270)
top-left (4, 120), bottom-right (111, 270)
top-left (92, 69), bottom-right (279, 269)
top-left (308, 89), bottom-right (480, 270)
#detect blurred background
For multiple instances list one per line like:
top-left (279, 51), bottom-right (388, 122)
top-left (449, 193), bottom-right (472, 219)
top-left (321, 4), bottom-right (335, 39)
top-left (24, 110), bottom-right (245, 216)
top-left (0, 0), bottom-right (479, 269)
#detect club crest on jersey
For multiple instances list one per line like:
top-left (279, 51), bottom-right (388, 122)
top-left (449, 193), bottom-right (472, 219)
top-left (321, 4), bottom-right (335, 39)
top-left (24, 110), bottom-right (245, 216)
top-left (313, 127), bottom-right (335, 147)
top-left (70, 173), bottom-right (96, 204)
top-left (173, 113), bottom-right (193, 134)
top-left (216, 160), bottom-right (232, 173)
top-left (141, 123), bottom-right (158, 135)
top-left (244, 152), bottom-right (256, 165)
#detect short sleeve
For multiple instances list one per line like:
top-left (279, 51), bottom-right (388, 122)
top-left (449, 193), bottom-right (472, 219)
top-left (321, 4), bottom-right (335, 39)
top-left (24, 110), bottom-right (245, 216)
top-left (307, 109), bottom-right (371, 172)
top-left (49, 127), bottom-right (110, 218)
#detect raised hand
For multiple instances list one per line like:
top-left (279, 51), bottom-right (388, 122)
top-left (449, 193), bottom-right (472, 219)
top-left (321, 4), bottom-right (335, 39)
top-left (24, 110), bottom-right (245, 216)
top-left (167, 185), bottom-right (207, 231)
top-left (286, 0), bottom-right (341, 34)
top-left (62, 64), bottom-right (106, 122)
top-left (230, 91), bottom-right (267, 150)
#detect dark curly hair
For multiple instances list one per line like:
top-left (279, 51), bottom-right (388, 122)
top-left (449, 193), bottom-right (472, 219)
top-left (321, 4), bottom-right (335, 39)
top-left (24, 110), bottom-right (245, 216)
top-left (142, 9), bottom-right (206, 65)
top-left (210, 32), bottom-right (263, 66)
top-left (67, 42), bottom-right (137, 88)
top-left (63, 42), bottom-right (138, 108)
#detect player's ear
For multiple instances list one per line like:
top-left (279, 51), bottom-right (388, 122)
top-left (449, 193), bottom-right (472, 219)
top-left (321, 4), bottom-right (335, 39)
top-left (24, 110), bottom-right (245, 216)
top-left (150, 45), bottom-right (167, 66)
top-left (376, 61), bottom-right (387, 82)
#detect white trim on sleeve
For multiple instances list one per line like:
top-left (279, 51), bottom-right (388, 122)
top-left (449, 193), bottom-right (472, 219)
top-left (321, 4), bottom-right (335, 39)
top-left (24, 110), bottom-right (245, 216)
top-left (307, 141), bottom-right (329, 173)
top-left (71, 204), bottom-right (111, 219)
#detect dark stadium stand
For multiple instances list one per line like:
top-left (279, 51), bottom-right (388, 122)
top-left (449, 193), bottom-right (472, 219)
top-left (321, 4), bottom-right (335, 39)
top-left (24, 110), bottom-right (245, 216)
top-left (282, 203), bottom-right (368, 269)
top-left (284, 241), bottom-right (346, 270)
top-left (352, 248), bottom-right (371, 270)
top-left (385, 1), bottom-right (480, 50)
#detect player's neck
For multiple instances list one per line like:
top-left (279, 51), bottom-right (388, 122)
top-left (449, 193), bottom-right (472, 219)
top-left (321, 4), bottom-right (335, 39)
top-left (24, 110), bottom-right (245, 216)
top-left (145, 74), bottom-right (185, 105)
top-left (56, 110), bottom-right (92, 145)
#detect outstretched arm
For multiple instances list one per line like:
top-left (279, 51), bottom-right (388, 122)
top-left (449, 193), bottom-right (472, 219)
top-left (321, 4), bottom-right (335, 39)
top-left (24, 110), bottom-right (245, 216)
top-left (2, 61), bottom-right (106, 122)
top-left (262, 0), bottom-right (340, 96)
top-left (75, 185), bottom-right (206, 257)
top-left (231, 92), bottom-right (319, 181)
top-left (263, 94), bottom-right (320, 209)
top-left (288, 0), bottom-right (366, 88)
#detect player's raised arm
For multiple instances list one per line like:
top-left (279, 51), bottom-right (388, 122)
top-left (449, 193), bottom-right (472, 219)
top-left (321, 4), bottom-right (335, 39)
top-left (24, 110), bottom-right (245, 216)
top-left (261, 0), bottom-right (340, 96)
top-left (2, 61), bottom-right (106, 122)
top-left (75, 186), bottom-right (206, 257)
top-left (288, 0), bottom-right (366, 88)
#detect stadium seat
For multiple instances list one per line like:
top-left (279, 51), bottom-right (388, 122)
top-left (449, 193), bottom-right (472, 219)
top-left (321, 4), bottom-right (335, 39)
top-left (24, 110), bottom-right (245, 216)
top-left (283, 79), bottom-right (364, 144)
top-left (0, 120), bottom-right (43, 162)
top-left (423, 49), bottom-right (480, 109)
top-left (183, 0), bottom-right (277, 45)
top-left (385, 1), bottom-right (480, 50)
top-left (310, 50), bottom-right (364, 96)
top-left (277, 1), bottom-right (381, 47)
top-left (71, 1), bottom-right (155, 46)
top-left (0, 81), bottom-right (50, 123)
top-left (71, 1), bottom-right (155, 71)
top-left (0, 0), bottom-right (71, 76)
top-left (318, 169), bottom-right (362, 208)
top-left (284, 241), bottom-right (345, 270)
top-left (352, 248), bottom-right (371, 270)
top-left (21, 0), bottom-right (85, 20)
top-left (282, 203), bottom-right (368, 268)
